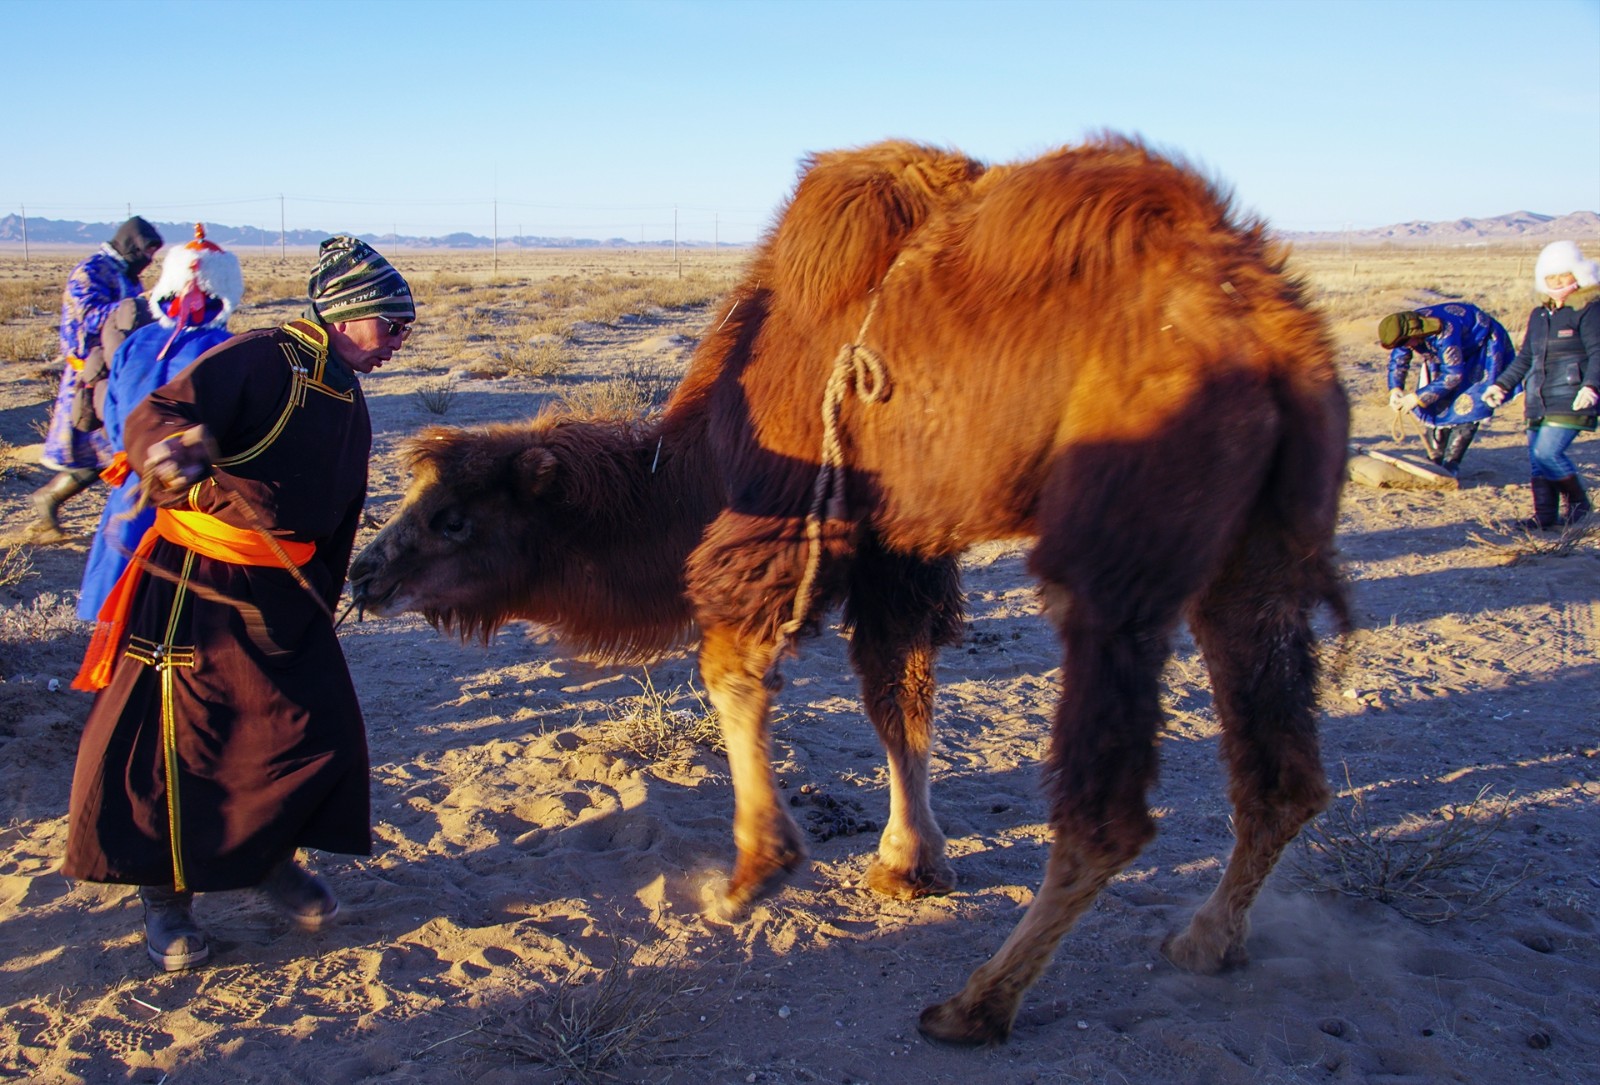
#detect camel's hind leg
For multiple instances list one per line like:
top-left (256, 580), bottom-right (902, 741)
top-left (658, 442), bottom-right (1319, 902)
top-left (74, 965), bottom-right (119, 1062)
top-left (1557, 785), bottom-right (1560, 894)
top-left (698, 622), bottom-right (808, 918)
top-left (845, 548), bottom-right (965, 898)
top-left (1163, 526), bottom-right (1332, 973)
top-left (919, 585), bottom-right (1173, 1045)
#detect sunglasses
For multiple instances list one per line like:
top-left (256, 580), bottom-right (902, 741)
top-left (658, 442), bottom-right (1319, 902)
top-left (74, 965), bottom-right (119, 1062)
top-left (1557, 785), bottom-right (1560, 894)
top-left (371, 316), bottom-right (413, 340)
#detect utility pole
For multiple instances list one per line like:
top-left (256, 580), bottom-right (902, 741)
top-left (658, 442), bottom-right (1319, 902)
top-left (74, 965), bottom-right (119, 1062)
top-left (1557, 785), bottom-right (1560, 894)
top-left (673, 205), bottom-right (679, 275)
top-left (20, 204), bottom-right (28, 266)
top-left (493, 197), bottom-right (498, 275)
top-left (279, 194), bottom-right (286, 263)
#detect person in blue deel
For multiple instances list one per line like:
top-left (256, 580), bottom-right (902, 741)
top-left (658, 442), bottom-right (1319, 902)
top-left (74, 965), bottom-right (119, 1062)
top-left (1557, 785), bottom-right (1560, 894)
top-left (77, 225), bottom-right (242, 620)
top-left (1378, 302), bottom-right (1515, 477)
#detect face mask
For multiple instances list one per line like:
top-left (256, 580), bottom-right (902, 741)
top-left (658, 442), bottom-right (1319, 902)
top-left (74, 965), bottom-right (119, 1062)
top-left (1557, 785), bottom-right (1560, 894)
top-left (111, 217), bottom-right (162, 277)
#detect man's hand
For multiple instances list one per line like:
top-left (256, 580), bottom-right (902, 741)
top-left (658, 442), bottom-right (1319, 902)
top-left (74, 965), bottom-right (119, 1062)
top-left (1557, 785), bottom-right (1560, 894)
top-left (1573, 386), bottom-right (1598, 411)
top-left (1398, 392), bottom-right (1420, 412)
top-left (1481, 385), bottom-right (1507, 409)
top-left (144, 425), bottom-right (218, 491)
top-left (1388, 388), bottom-right (1406, 411)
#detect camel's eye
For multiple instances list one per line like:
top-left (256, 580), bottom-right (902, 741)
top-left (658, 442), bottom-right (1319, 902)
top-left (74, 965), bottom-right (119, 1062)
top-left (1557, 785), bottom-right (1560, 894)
top-left (429, 507), bottom-right (471, 542)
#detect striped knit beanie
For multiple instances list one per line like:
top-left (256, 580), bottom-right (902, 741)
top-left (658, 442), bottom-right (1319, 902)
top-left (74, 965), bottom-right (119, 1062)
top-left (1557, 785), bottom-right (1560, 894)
top-left (307, 235), bottom-right (415, 323)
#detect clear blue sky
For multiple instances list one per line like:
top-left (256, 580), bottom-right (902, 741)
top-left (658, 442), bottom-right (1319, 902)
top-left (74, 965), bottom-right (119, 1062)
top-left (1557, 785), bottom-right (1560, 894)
top-left (5, 0), bottom-right (1597, 243)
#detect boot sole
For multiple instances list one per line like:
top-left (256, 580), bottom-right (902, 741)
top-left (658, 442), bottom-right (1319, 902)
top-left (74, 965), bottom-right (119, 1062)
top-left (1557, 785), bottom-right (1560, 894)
top-left (288, 900), bottom-right (339, 932)
top-left (147, 940), bottom-right (210, 972)
top-left (260, 890), bottom-right (340, 931)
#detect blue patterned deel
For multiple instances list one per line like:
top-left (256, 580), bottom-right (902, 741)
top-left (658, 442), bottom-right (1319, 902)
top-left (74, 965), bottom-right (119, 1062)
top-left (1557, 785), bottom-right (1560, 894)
top-left (1387, 303), bottom-right (1516, 426)
top-left (41, 246), bottom-right (143, 471)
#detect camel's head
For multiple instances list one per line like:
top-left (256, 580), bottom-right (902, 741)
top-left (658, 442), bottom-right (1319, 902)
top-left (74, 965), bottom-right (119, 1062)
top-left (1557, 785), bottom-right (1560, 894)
top-left (349, 423), bottom-right (572, 640)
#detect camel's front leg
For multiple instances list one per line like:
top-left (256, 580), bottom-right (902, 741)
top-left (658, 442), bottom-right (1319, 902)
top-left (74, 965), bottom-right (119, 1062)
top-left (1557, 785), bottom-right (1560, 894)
top-left (698, 623), bottom-right (807, 918)
top-left (847, 549), bottom-right (963, 898)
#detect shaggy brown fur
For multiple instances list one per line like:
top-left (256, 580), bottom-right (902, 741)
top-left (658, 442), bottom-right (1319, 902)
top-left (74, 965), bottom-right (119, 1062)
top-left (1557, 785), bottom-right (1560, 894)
top-left (350, 135), bottom-right (1350, 1044)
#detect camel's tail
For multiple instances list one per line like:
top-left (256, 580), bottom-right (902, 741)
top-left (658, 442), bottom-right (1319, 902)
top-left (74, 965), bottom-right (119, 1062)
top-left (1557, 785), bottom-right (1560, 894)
top-left (1266, 364), bottom-right (1353, 640)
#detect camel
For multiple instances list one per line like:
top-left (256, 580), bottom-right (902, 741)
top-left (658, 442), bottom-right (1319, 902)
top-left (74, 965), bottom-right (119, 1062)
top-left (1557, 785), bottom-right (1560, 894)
top-left (348, 136), bottom-right (1350, 1044)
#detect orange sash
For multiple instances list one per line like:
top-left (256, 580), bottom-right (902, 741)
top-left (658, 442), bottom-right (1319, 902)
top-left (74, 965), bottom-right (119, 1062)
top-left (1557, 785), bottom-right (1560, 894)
top-left (99, 451), bottom-right (132, 487)
top-left (73, 508), bottom-right (316, 691)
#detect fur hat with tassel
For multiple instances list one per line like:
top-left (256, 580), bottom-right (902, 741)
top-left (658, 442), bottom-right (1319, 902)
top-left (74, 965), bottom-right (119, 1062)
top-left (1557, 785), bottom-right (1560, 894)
top-left (149, 223), bottom-right (243, 331)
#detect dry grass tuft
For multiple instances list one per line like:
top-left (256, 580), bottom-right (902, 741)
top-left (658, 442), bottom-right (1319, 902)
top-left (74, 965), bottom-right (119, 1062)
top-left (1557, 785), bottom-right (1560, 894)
top-left (0, 546), bottom-right (35, 590)
top-left (558, 358), bottom-right (683, 422)
top-left (1292, 767), bottom-right (1531, 924)
top-left (1467, 518), bottom-right (1597, 565)
top-left (413, 380), bottom-right (457, 415)
top-left (606, 669), bottom-right (725, 764)
top-left (498, 337), bottom-right (573, 378)
top-left (0, 591), bottom-right (88, 678)
top-left (0, 278), bottom-right (58, 323)
top-left (473, 931), bottom-right (725, 1083)
top-left (0, 325), bottom-right (58, 365)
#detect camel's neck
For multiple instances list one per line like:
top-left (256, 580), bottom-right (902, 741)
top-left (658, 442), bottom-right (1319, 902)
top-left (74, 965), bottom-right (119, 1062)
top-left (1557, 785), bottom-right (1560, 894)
top-left (530, 405), bottom-right (723, 660)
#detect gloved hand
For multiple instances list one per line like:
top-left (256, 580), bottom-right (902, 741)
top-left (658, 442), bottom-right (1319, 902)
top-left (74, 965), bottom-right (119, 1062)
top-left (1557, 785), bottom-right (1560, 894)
top-left (1481, 385), bottom-right (1507, 409)
top-left (1388, 388), bottom-right (1406, 411)
top-left (1573, 386), bottom-right (1599, 411)
top-left (144, 424), bottom-right (218, 491)
top-left (1398, 392), bottom-right (1420, 413)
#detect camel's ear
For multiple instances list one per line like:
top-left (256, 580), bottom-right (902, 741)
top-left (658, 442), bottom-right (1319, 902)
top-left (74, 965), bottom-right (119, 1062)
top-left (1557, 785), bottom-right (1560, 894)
top-left (512, 446), bottom-right (559, 501)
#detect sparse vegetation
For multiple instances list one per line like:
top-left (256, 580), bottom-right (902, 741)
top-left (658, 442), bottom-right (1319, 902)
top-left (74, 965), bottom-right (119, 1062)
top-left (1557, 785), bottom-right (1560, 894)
top-left (0, 546), bottom-right (34, 590)
top-left (1468, 518), bottom-right (1598, 564)
top-left (0, 325), bottom-right (57, 365)
top-left (0, 277), bottom-right (59, 324)
top-left (473, 931), bottom-right (724, 1084)
top-left (1290, 245), bottom-right (1549, 330)
top-left (1292, 768), bottom-right (1531, 924)
top-left (0, 591), bottom-right (88, 678)
top-left (559, 358), bottom-right (683, 421)
top-left (605, 669), bottom-right (724, 764)
top-left (496, 337), bottom-right (573, 379)
top-left (413, 379), bottom-right (457, 415)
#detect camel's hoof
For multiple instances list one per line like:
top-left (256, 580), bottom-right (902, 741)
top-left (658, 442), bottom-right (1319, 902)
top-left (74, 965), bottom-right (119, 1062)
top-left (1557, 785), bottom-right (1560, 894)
top-left (863, 858), bottom-right (956, 900)
top-left (917, 997), bottom-right (1011, 1046)
top-left (1160, 927), bottom-right (1248, 975)
top-left (713, 852), bottom-right (805, 921)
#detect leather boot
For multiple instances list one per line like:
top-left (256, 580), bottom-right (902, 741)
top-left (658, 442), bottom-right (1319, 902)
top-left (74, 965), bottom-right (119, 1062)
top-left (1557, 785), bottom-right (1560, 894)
top-left (1421, 426), bottom-right (1445, 464)
top-left (1552, 475), bottom-right (1591, 526)
top-left (28, 467), bottom-right (100, 542)
top-left (1518, 477), bottom-right (1560, 531)
top-left (140, 886), bottom-right (210, 971)
top-left (1440, 423), bottom-right (1478, 477)
top-left (258, 855), bottom-right (339, 930)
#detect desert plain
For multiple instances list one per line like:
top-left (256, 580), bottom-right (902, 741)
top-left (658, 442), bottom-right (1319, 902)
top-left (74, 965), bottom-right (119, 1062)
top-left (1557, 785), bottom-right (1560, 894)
top-left (0, 242), bottom-right (1597, 1084)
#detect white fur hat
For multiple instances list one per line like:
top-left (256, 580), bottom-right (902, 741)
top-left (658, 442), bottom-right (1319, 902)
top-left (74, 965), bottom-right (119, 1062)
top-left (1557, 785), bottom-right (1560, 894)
top-left (150, 223), bottom-right (244, 328)
top-left (1533, 240), bottom-right (1591, 296)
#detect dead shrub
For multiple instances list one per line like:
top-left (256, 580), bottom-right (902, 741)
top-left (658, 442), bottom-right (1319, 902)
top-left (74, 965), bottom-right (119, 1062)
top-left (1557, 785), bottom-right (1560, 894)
top-left (1291, 767), bottom-right (1531, 924)
top-left (558, 377), bottom-right (657, 422)
top-left (605, 670), bottom-right (724, 765)
top-left (0, 279), bottom-right (58, 323)
top-left (414, 380), bottom-right (456, 415)
top-left (498, 337), bottom-right (572, 378)
top-left (472, 931), bottom-right (725, 1084)
top-left (1468, 518), bottom-right (1597, 565)
top-left (0, 325), bottom-right (58, 365)
top-left (0, 545), bottom-right (35, 590)
top-left (0, 591), bottom-right (89, 678)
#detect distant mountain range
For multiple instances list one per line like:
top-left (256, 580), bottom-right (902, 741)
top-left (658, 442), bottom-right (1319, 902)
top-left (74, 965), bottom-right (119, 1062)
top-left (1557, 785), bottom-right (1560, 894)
top-left (1279, 210), bottom-right (1600, 245)
top-left (0, 215), bottom-right (726, 251)
top-left (1, 210), bottom-right (1595, 251)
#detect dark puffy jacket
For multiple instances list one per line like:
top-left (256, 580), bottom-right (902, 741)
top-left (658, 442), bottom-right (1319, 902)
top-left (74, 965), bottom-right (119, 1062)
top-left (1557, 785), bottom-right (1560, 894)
top-left (1495, 287), bottom-right (1600, 422)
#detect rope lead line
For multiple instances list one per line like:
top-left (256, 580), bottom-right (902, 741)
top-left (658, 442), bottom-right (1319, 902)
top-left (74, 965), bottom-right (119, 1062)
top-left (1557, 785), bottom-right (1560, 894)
top-left (767, 276), bottom-right (897, 680)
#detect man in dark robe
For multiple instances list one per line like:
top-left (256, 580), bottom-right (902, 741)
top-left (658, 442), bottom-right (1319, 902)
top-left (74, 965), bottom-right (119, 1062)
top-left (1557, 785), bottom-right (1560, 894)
top-left (63, 236), bottom-right (415, 971)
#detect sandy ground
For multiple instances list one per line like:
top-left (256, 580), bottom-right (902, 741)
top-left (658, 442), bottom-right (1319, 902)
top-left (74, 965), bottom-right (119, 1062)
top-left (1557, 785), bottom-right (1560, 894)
top-left (1, 269), bottom-right (1597, 1085)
